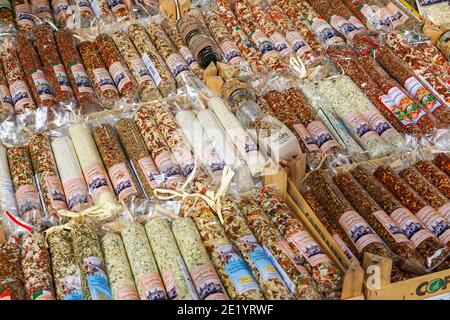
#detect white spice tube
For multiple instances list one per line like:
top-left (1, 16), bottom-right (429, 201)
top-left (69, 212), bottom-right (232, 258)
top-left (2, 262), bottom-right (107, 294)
top-left (0, 144), bottom-right (17, 216)
top-left (207, 97), bottom-right (267, 177)
top-left (68, 123), bottom-right (116, 207)
top-left (197, 109), bottom-right (254, 192)
top-left (51, 136), bottom-right (93, 212)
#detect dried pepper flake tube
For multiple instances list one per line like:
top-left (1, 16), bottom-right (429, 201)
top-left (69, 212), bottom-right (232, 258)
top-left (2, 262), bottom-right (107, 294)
top-left (68, 123), bottom-right (116, 207)
top-left (400, 167), bottom-right (450, 223)
top-left (29, 133), bottom-right (67, 223)
top-left (46, 227), bottom-right (84, 300)
top-left (122, 221), bottom-right (167, 300)
top-left (70, 218), bottom-right (113, 300)
top-left (0, 145), bottom-right (18, 218)
top-left (434, 153), bottom-right (450, 177)
top-left (145, 217), bottom-right (198, 300)
top-left (257, 187), bottom-right (342, 298)
top-left (12, 0), bottom-right (35, 32)
top-left (51, 136), bottom-right (92, 212)
top-left (128, 24), bottom-right (177, 98)
top-left (7, 146), bottom-right (44, 225)
top-left (0, 238), bottom-right (26, 300)
top-left (190, 202), bottom-right (264, 300)
top-left (351, 165), bottom-right (448, 270)
top-left (134, 106), bottom-right (185, 190)
top-left (374, 165), bottom-right (450, 246)
top-left (415, 160), bottom-right (450, 200)
top-left (0, 60), bottom-right (14, 122)
top-left (100, 232), bottom-right (139, 300)
top-left (172, 217), bottom-right (229, 300)
top-left (111, 31), bottom-right (160, 102)
top-left (116, 118), bottom-right (163, 198)
top-left (21, 233), bottom-right (56, 300)
top-left (221, 199), bottom-right (294, 300)
top-left (34, 27), bottom-right (76, 106)
top-left (0, 0), bottom-right (14, 26)
top-left (239, 198), bottom-right (321, 300)
top-left (92, 123), bottom-right (142, 203)
top-left (78, 41), bottom-right (119, 109)
top-left (31, 0), bottom-right (53, 22)
top-left (55, 30), bottom-right (100, 114)
top-left (94, 34), bottom-right (138, 103)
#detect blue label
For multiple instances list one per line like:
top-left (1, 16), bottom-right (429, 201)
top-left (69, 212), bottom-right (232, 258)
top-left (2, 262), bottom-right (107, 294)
top-left (87, 275), bottom-right (113, 300)
top-left (64, 293), bottom-right (84, 300)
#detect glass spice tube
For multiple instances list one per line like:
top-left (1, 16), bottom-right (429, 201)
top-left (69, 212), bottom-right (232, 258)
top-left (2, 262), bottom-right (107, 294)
top-left (220, 198), bottom-right (294, 300)
top-left (374, 165), bottom-right (450, 246)
top-left (189, 201), bottom-right (264, 300)
top-left (94, 34), bottom-right (139, 104)
top-left (34, 27), bottom-right (77, 106)
top-left (78, 41), bottom-right (119, 109)
top-left (239, 197), bottom-right (321, 300)
top-left (434, 153), bottom-right (450, 177)
top-left (46, 227), bottom-right (84, 300)
top-left (54, 30), bottom-right (101, 114)
top-left (115, 118), bottom-right (164, 198)
top-left (0, 238), bottom-right (27, 300)
top-left (29, 133), bottom-right (67, 224)
top-left (92, 123), bottom-right (142, 204)
top-left (134, 106), bottom-right (185, 190)
top-left (0, 60), bottom-right (14, 122)
top-left (351, 165), bottom-right (448, 270)
top-left (128, 24), bottom-right (177, 97)
top-left (414, 160), bottom-right (450, 200)
top-left (399, 167), bottom-right (450, 223)
top-left (21, 232), bottom-right (56, 300)
top-left (256, 186), bottom-right (343, 299)
top-left (111, 31), bottom-right (161, 102)
top-left (12, 0), bottom-right (35, 33)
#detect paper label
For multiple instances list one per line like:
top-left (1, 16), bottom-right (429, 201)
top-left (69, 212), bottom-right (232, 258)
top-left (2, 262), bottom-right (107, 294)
top-left (52, 0), bottom-right (69, 21)
top-left (83, 256), bottom-right (113, 300)
top-left (63, 178), bottom-right (91, 211)
top-left (220, 40), bottom-right (244, 65)
top-left (141, 53), bottom-right (162, 86)
top-left (0, 178), bottom-right (17, 215)
top-left (107, 0), bottom-right (126, 14)
top-left (116, 286), bottom-right (139, 300)
top-left (60, 275), bottom-right (84, 300)
top-left (348, 16), bottom-right (367, 30)
top-left (93, 68), bottom-right (117, 93)
top-left (332, 234), bottom-right (358, 262)
top-left (162, 269), bottom-right (179, 300)
top-left (329, 15), bottom-right (360, 39)
top-left (363, 110), bottom-right (396, 140)
top-left (0, 84), bottom-right (14, 113)
top-left (108, 162), bottom-right (138, 200)
top-left (416, 206), bottom-right (450, 244)
top-left (310, 17), bottom-right (344, 45)
top-left (391, 207), bottom-right (435, 248)
top-left (108, 61), bottom-right (131, 93)
top-left (285, 31), bottom-right (311, 56)
top-left (387, 86), bottom-right (426, 124)
top-left (289, 230), bottom-right (331, 266)
top-left (307, 120), bottom-right (339, 154)
top-left (190, 264), bottom-right (228, 300)
top-left (154, 151), bottom-right (184, 189)
top-left (166, 53), bottom-right (191, 83)
top-left (136, 157), bottom-right (160, 189)
top-left (52, 63), bottom-right (73, 93)
top-left (10, 80), bottom-right (33, 113)
top-left (404, 76), bottom-right (442, 114)
top-left (70, 63), bottom-right (95, 94)
top-left (276, 239), bottom-right (309, 275)
top-left (74, 0), bottom-right (93, 13)
top-left (130, 58), bottom-right (153, 84)
top-left (44, 175), bottom-right (67, 209)
top-left (250, 30), bottom-right (275, 54)
top-left (15, 184), bottom-right (42, 219)
top-left (345, 113), bottom-right (381, 145)
top-left (339, 210), bottom-right (382, 252)
top-left (293, 123), bottom-right (319, 152)
top-left (138, 271), bottom-right (167, 300)
top-left (178, 46), bottom-right (195, 66)
top-left (372, 210), bottom-right (411, 244)
top-left (438, 203), bottom-right (450, 223)
top-left (15, 3), bottom-right (35, 27)
top-left (386, 3), bottom-right (409, 24)
top-left (360, 4), bottom-right (385, 29)
top-left (32, 290), bottom-right (55, 300)
top-left (269, 32), bottom-right (292, 56)
top-left (263, 246), bottom-right (295, 294)
top-left (178, 256), bottom-right (199, 300)
top-left (83, 163), bottom-right (113, 201)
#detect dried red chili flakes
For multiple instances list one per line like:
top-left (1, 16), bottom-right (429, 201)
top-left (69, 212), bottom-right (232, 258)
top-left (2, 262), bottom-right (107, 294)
top-left (0, 237), bottom-right (26, 300)
top-left (414, 160), bottom-right (450, 199)
top-left (433, 153), bottom-right (450, 177)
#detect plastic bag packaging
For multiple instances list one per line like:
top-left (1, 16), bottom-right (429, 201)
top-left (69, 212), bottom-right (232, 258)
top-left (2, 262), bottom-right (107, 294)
top-left (433, 153), bottom-right (450, 177)
top-left (0, 237), bottom-right (27, 300)
top-left (239, 197), bottom-right (321, 300)
top-left (0, 59), bottom-right (15, 124)
top-left (145, 215), bottom-right (199, 300)
top-left (414, 160), bottom-right (450, 199)
top-left (21, 232), bottom-right (56, 299)
top-left (54, 30), bottom-right (102, 114)
top-left (0, 144), bottom-right (18, 223)
top-left (12, 0), bottom-right (36, 33)
top-left (128, 23), bottom-right (177, 97)
top-left (45, 226), bottom-right (84, 300)
top-left (416, 0), bottom-right (450, 26)
top-left (50, 135), bottom-right (93, 212)
top-left (94, 33), bottom-right (140, 104)
top-left (69, 217), bottom-right (113, 300)
top-left (68, 122), bottom-right (117, 207)
top-left (351, 165), bottom-right (449, 271)
top-left (172, 216), bottom-right (229, 300)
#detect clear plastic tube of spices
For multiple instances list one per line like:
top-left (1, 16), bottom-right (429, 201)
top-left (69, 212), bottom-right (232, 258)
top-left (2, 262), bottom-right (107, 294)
top-left (89, 0), bottom-right (113, 21)
top-left (12, 0), bottom-right (35, 33)
top-left (0, 60), bottom-right (14, 122)
top-left (106, 0), bottom-right (130, 21)
top-left (69, 0), bottom-right (95, 27)
top-left (51, 0), bottom-right (71, 28)
top-left (128, 23), bottom-right (177, 97)
top-left (0, 237), bottom-right (26, 300)
top-left (0, 0), bottom-right (15, 27)
top-left (0, 144), bottom-right (18, 220)
top-left (31, 0), bottom-right (53, 22)
top-left (434, 153), bottom-right (450, 177)
top-left (414, 160), bottom-right (450, 199)
top-left (111, 31), bottom-right (161, 102)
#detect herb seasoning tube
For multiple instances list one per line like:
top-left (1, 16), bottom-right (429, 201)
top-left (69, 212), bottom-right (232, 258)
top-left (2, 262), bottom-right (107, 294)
top-left (100, 232), bottom-right (139, 300)
top-left (190, 201), bottom-right (264, 300)
top-left (0, 238), bottom-right (26, 300)
top-left (12, 0), bottom-right (35, 33)
top-left (29, 133), bottom-right (67, 223)
top-left (145, 217), bottom-right (198, 300)
top-left (134, 106), bottom-right (185, 190)
top-left (240, 197), bottom-right (321, 300)
top-left (414, 160), bottom-right (450, 200)
top-left (351, 165), bottom-right (449, 270)
top-left (434, 153), bottom-right (450, 177)
top-left (92, 123), bottom-right (142, 204)
top-left (94, 34), bottom-right (139, 104)
top-left (221, 199), bottom-right (294, 300)
top-left (21, 232), bottom-right (56, 300)
top-left (0, 60), bottom-right (14, 122)
top-left (46, 227), bottom-right (84, 300)
top-left (78, 40), bottom-right (120, 109)
top-left (68, 123), bottom-right (116, 207)
top-left (374, 165), bottom-right (450, 246)
top-left (115, 118), bottom-right (163, 198)
top-left (51, 136), bottom-right (92, 212)
top-left (70, 217), bottom-right (113, 300)
top-left (55, 30), bottom-right (101, 114)
top-left (0, 145), bottom-right (18, 219)
top-left (111, 31), bottom-right (160, 102)
top-left (128, 23), bottom-right (177, 97)
top-left (122, 221), bottom-right (167, 300)
top-left (172, 217), bottom-right (229, 300)
top-left (34, 26), bottom-right (76, 106)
